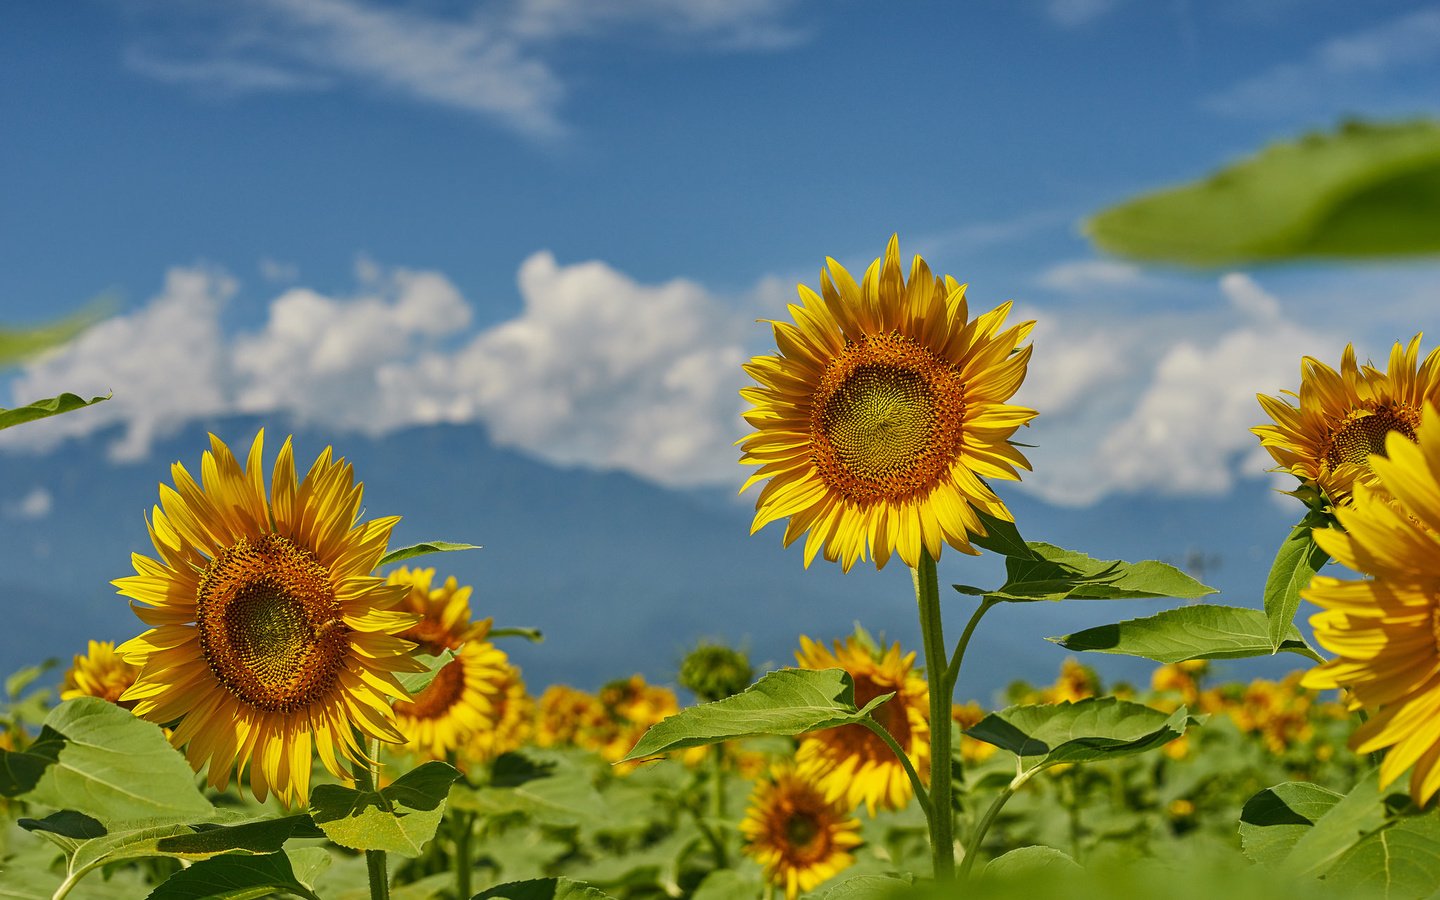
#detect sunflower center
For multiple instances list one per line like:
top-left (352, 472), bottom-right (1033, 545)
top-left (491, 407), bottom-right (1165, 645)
top-left (811, 333), bottom-right (966, 505)
top-left (196, 533), bottom-right (348, 714)
top-left (784, 811), bottom-right (821, 850)
top-left (395, 659), bottom-right (467, 721)
top-left (1325, 406), bottom-right (1419, 471)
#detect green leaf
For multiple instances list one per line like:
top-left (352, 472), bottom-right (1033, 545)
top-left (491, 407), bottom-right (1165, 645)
top-left (309, 760), bottom-right (459, 856)
top-left (153, 814), bottom-right (324, 856)
top-left (956, 542), bottom-right (1215, 603)
top-left (145, 850), bottom-right (323, 900)
top-left (621, 668), bottom-right (892, 761)
top-left (472, 878), bottom-right (617, 900)
top-left (0, 301), bottom-right (110, 368)
top-left (1085, 118), bottom-right (1440, 265)
top-left (1263, 512), bottom-right (1331, 652)
top-left (983, 846), bottom-right (1083, 880)
top-left (968, 509), bottom-right (1036, 559)
top-left (458, 752), bottom-right (609, 824)
top-left (0, 393), bottom-right (109, 432)
top-left (814, 875), bottom-right (912, 900)
top-left (964, 698), bottom-right (1187, 772)
top-left (1279, 769), bottom-right (1396, 880)
top-left (377, 541), bottom-right (481, 568)
top-left (1326, 811), bottom-right (1440, 897)
top-left (692, 869), bottom-right (766, 900)
top-left (3, 697), bottom-right (212, 823)
top-left (396, 651), bottom-right (456, 696)
top-left (1238, 782), bottom-right (1344, 867)
top-left (5, 660), bottom-right (57, 701)
top-left (1049, 604), bottom-right (1320, 664)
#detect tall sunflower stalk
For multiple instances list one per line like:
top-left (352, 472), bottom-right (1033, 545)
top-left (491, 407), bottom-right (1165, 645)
top-left (740, 236), bottom-right (1037, 879)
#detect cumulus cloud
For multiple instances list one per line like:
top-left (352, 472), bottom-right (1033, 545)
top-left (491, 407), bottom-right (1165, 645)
top-left (4, 487), bottom-right (52, 521)
top-left (121, 0), bottom-right (806, 138)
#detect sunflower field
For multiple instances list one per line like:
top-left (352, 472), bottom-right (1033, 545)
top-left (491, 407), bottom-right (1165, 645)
top-left (6, 120), bottom-right (1440, 900)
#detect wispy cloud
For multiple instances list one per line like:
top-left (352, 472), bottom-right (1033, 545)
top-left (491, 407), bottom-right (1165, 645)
top-left (1033, 258), bottom-right (1155, 293)
top-left (1042, 0), bottom-right (1126, 28)
top-left (121, 0), bottom-right (807, 138)
top-left (4, 488), bottom-right (52, 521)
top-left (1207, 6), bottom-right (1440, 117)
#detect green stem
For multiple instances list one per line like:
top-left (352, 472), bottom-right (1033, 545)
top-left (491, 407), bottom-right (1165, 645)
top-left (914, 548), bottom-right (955, 881)
top-left (711, 744), bottom-right (730, 868)
top-left (455, 810), bottom-right (475, 899)
top-left (959, 769), bottom-right (1033, 880)
top-left (860, 718), bottom-right (932, 817)
top-left (943, 599), bottom-right (996, 698)
top-left (353, 734), bottom-right (390, 900)
top-left (1066, 768), bottom-right (1082, 862)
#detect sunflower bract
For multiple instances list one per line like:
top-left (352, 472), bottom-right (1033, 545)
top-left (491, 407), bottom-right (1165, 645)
top-left (739, 234), bottom-right (1037, 571)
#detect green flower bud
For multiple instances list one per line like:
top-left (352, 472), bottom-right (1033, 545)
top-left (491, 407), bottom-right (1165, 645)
top-left (679, 642), bottom-right (753, 703)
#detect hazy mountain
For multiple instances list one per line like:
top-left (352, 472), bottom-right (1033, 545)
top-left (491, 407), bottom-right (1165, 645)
top-left (0, 418), bottom-right (1312, 703)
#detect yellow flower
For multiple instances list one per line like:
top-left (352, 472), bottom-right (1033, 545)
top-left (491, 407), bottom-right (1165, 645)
top-left (952, 701), bottom-right (996, 764)
top-left (794, 635), bottom-right (929, 814)
top-left (393, 638), bottom-right (508, 761)
top-left (598, 675), bottom-right (681, 773)
top-left (1229, 674), bottom-right (1314, 755)
top-left (61, 640), bottom-right (140, 708)
top-left (113, 431), bottom-right (423, 807)
top-left (534, 685), bottom-right (609, 750)
top-left (1254, 335), bottom-right (1440, 507)
top-left (740, 765), bottom-right (863, 900)
top-left (466, 655), bottom-right (534, 765)
top-left (740, 235), bottom-right (1036, 571)
top-left (389, 566), bottom-right (489, 654)
top-left (1041, 658), bottom-right (1099, 704)
top-left (1302, 412), bottom-right (1440, 802)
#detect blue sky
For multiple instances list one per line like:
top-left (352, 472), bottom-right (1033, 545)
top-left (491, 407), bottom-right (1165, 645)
top-left (3, 1), bottom-right (1440, 689)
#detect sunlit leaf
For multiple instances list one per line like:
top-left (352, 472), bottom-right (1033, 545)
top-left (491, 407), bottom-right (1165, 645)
top-left (310, 760), bottom-right (459, 857)
top-left (965, 698), bottom-right (1187, 772)
top-left (1262, 512), bottom-right (1331, 651)
top-left (1279, 770), bottom-right (1396, 880)
top-left (377, 541), bottom-right (481, 568)
top-left (1239, 781), bottom-right (1344, 867)
top-left (1086, 118), bottom-right (1440, 265)
top-left (396, 651), bottom-right (456, 696)
top-left (622, 668), bottom-right (891, 761)
top-left (1049, 605), bottom-right (1319, 664)
top-left (0, 393), bottom-right (109, 432)
top-left (955, 542), bottom-right (1214, 603)
top-left (1326, 811), bottom-right (1440, 897)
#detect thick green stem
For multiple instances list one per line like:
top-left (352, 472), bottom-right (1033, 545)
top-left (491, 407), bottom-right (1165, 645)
top-left (455, 811), bottom-right (475, 899)
top-left (959, 769), bottom-right (1032, 880)
top-left (353, 734), bottom-right (390, 900)
top-left (914, 548), bottom-right (955, 881)
top-left (711, 744), bottom-right (730, 868)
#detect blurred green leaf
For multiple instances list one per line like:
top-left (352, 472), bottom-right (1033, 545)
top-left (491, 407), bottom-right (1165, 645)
top-left (1239, 782), bottom-right (1344, 867)
top-left (310, 760), bottom-right (458, 857)
top-left (955, 542), bottom-right (1214, 603)
top-left (396, 651), bottom-right (455, 696)
top-left (983, 846), bottom-right (1083, 880)
top-left (1049, 604), bottom-right (1320, 664)
top-left (1263, 512), bottom-right (1331, 652)
top-left (0, 393), bottom-right (109, 432)
top-left (377, 541), bottom-right (481, 568)
top-left (5, 660), bottom-right (57, 701)
top-left (965, 698), bottom-right (1187, 772)
top-left (692, 869), bottom-right (767, 900)
top-left (145, 849), bottom-right (324, 900)
top-left (1325, 811), bottom-right (1440, 897)
top-left (0, 302), bottom-right (109, 369)
top-left (3, 697), bottom-right (212, 823)
top-left (472, 878), bottom-right (616, 900)
top-left (815, 875), bottom-right (913, 900)
top-left (1086, 119), bottom-right (1440, 265)
top-left (622, 668), bottom-right (891, 761)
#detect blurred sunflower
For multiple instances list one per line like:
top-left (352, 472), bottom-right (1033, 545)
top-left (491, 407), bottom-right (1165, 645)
top-left (794, 635), bottom-right (929, 814)
top-left (534, 684), bottom-right (609, 750)
top-left (389, 566), bottom-right (489, 654)
top-left (1254, 335), bottom-right (1440, 507)
top-left (61, 640), bottom-right (140, 708)
top-left (1302, 411), bottom-right (1440, 802)
top-left (951, 701), bottom-right (996, 765)
top-left (466, 654), bottom-right (534, 765)
top-left (740, 235), bottom-right (1036, 571)
top-left (394, 638), bottom-right (508, 761)
top-left (741, 765), bottom-right (862, 900)
top-left (113, 431), bottom-right (423, 807)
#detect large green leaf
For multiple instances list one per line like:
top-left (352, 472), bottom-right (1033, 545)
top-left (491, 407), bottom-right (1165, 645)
top-left (1278, 769), bottom-right (1395, 880)
top-left (964, 698), bottom-right (1187, 772)
top-left (1238, 782), bottom-right (1344, 867)
top-left (145, 849), bottom-right (325, 900)
top-left (1325, 812), bottom-right (1440, 897)
top-left (1049, 604), bottom-right (1320, 664)
top-left (621, 668), bottom-right (892, 761)
top-left (982, 846), bottom-right (1082, 880)
top-left (472, 878), bottom-right (616, 900)
top-left (955, 542), bottom-right (1214, 603)
top-left (377, 541), bottom-right (481, 568)
top-left (1085, 119), bottom-right (1440, 265)
top-left (309, 760), bottom-right (459, 856)
top-left (2, 697), bottom-right (212, 823)
top-left (814, 875), bottom-right (912, 900)
top-left (1263, 512), bottom-right (1331, 652)
top-left (0, 393), bottom-right (109, 432)
top-left (968, 509), bottom-right (1035, 560)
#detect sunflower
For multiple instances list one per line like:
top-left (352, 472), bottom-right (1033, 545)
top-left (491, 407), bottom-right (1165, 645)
top-left (389, 566), bottom-right (489, 654)
top-left (1254, 334), bottom-right (1440, 507)
top-left (393, 638), bottom-right (508, 761)
top-left (113, 431), bottom-right (424, 807)
top-left (61, 640), bottom-right (141, 708)
top-left (534, 685), bottom-right (610, 750)
top-left (741, 764), bottom-right (863, 900)
top-left (1301, 411), bottom-right (1440, 802)
top-left (466, 655), bottom-right (534, 765)
top-left (739, 235), bottom-right (1036, 571)
top-left (794, 635), bottom-right (929, 814)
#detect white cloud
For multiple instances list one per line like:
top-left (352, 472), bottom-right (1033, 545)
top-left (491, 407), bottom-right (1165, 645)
top-left (122, 0), bottom-right (805, 138)
top-left (1207, 7), bottom-right (1440, 116)
top-left (4, 487), bottom-right (52, 521)
top-left (1034, 259), bottom-right (1152, 293)
top-left (259, 257), bottom-right (300, 282)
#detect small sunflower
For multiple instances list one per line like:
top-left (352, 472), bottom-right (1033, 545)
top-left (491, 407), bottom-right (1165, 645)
top-left (1301, 411), bottom-right (1440, 802)
top-left (534, 685), bottom-right (610, 750)
top-left (1254, 334), bottom-right (1440, 507)
top-left (389, 566), bottom-right (489, 654)
top-left (466, 655), bottom-right (533, 765)
top-left (61, 640), bottom-right (140, 708)
top-left (794, 635), bottom-right (929, 814)
top-left (741, 765), bottom-right (863, 900)
top-left (393, 638), bottom-right (508, 761)
top-left (114, 431), bottom-right (423, 807)
top-left (740, 235), bottom-right (1036, 571)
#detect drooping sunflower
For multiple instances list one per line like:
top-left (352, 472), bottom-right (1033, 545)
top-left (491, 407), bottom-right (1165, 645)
top-left (61, 640), bottom-right (140, 708)
top-left (740, 764), bottom-right (863, 900)
top-left (1301, 411), bottom-right (1440, 802)
top-left (1254, 334), bottom-right (1440, 507)
top-left (114, 431), bottom-right (424, 807)
top-left (740, 235), bottom-right (1036, 571)
top-left (794, 635), bottom-right (929, 814)
top-left (393, 637), bottom-right (508, 761)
